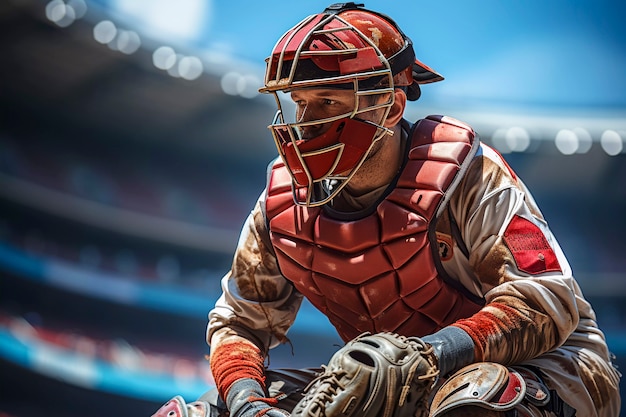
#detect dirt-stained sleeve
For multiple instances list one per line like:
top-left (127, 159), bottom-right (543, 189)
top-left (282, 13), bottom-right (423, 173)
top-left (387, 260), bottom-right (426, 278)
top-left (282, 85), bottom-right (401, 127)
top-left (207, 194), bottom-right (304, 352)
top-left (446, 144), bottom-right (581, 365)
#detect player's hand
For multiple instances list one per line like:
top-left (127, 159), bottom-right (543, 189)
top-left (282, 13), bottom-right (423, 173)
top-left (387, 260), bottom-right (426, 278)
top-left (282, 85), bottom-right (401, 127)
top-left (227, 379), bottom-right (290, 417)
top-left (233, 399), bottom-right (290, 417)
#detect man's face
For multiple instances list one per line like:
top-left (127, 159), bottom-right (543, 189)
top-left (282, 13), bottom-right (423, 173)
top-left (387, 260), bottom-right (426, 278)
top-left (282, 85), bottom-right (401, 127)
top-left (289, 88), bottom-right (386, 140)
top-left (290, 88), bottom-right (356, 140)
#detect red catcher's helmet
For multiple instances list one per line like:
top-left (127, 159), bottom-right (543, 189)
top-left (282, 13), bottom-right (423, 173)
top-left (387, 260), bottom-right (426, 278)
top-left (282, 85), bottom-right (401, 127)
top-left (260, 3), bottom-right (443, 207)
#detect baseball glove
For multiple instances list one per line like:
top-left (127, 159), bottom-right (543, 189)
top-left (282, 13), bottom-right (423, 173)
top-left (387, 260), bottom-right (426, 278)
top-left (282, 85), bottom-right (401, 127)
top-left (292, 332), bottom-right (439, 417)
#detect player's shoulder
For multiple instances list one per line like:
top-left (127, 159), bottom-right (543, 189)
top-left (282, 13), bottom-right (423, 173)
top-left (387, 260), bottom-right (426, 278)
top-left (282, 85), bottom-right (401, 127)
top-left (474, 142), bottom-right (519, 181)
top-left (412, 114), bottom-right (476, 138)
top-left (429, 114), bottom-right (520, 183)
top-left (436, 114), bottom-right (517, 181)
top-left (413, 115), bottom-right (513, 171)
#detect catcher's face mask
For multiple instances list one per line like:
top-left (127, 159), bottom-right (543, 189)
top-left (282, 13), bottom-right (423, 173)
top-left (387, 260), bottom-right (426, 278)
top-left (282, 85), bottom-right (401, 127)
top-left (259, 3), bottom-right (443, 207)
top-left (269, 85), bottom-right (393, 207)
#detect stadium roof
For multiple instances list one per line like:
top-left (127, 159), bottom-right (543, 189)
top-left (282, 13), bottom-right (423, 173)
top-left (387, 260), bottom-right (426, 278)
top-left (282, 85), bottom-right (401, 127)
top-left (0, 0), bottom-right (278, 163)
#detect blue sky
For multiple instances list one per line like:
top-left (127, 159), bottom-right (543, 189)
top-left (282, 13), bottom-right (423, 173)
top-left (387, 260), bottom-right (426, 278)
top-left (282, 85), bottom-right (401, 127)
top-left (94, 0), bottom-right (626, 110)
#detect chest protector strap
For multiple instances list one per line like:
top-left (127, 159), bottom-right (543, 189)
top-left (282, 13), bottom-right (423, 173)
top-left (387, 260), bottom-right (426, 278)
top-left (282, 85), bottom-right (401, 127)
top-left (265, 115), bottom-right (484, 342)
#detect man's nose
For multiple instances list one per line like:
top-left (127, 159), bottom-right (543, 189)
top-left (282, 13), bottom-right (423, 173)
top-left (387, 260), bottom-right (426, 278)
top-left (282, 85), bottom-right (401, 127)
top-left (297, 104), bottom-right (318, 123)
top-left (300, 123), bottom-right (323, 140)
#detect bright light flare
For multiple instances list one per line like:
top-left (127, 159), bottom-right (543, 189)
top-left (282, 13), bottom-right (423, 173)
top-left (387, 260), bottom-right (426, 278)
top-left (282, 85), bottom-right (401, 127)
top-left (600, 130), bottom-right (625, 156)
top-left (45, 0), bottom-right (86, 27)
top-left (220, 72), bottom-right (260, 98)
top-left (93, 20), bottom-right (117, 44)
top-left (491, 126), bottom-right (531, 153)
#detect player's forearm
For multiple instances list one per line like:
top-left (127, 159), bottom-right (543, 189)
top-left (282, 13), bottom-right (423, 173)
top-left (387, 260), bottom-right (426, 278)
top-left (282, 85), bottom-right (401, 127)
top-left (209, 328), bottom-right (267, 401)
top-left (452, 296), bottom-right (562, 364)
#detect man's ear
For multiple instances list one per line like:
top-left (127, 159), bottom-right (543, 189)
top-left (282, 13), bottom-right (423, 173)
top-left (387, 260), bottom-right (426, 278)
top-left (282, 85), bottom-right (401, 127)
top-left (383, 89), bottom-right (407, 128)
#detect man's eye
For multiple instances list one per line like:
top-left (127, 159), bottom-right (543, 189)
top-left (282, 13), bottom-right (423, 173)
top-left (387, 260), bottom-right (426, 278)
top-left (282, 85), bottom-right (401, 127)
top-left (323, 99), bottom-right (336, 105)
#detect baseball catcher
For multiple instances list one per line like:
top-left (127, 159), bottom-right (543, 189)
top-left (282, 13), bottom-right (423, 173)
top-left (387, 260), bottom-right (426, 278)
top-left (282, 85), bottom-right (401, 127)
top-left (152, 2), bottom-right (621, 416)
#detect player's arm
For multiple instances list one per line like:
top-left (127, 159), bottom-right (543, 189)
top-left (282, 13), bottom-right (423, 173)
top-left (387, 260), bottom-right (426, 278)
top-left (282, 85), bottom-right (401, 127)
top-left (208, 196), bottom-right (302, 416)
top-left (425, 145), bottom-right (579, 374)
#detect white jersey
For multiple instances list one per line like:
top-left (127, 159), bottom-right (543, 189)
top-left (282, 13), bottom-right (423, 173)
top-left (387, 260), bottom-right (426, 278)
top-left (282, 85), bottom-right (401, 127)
top-left (208, 142), bottom-right (621, 416)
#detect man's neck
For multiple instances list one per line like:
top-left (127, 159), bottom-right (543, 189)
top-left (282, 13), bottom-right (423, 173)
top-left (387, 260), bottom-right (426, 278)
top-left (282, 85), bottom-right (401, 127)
top-left (330, 124), bottom-right (405, 211)
top-left (345, 124), bottom-right (403, 195)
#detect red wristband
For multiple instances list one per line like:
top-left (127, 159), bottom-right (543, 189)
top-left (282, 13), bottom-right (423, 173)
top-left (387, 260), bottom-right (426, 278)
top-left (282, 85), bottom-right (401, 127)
top-left (210, 340), bottom-right (266, 400)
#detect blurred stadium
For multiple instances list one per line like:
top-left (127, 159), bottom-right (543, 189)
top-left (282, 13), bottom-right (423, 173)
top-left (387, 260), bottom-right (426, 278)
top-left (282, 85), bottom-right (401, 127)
top-left (0, 0), bottom-right (624, 415)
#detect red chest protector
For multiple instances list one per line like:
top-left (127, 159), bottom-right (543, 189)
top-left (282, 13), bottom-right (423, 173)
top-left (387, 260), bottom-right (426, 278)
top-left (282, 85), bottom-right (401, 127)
top-left (265, 115), bottom-right (484, 342)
